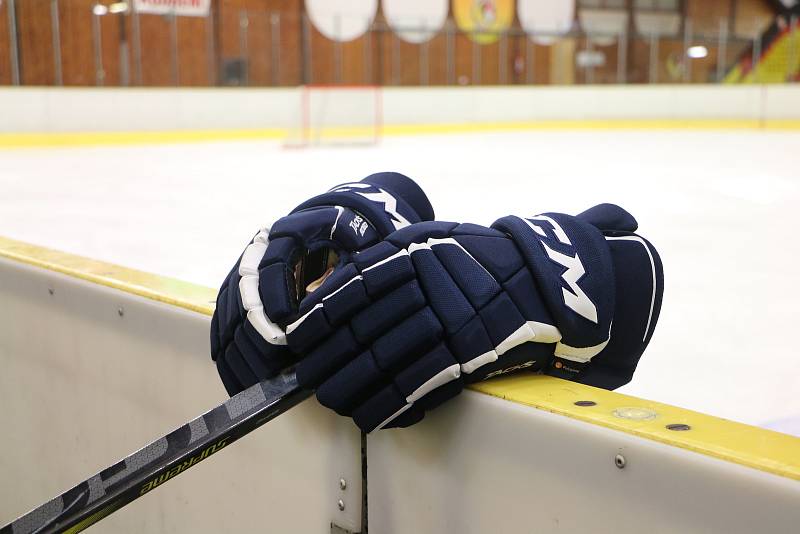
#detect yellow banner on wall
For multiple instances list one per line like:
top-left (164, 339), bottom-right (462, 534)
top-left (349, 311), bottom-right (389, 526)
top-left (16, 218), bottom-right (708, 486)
top-left (453, 0), bottom-right (515, 44)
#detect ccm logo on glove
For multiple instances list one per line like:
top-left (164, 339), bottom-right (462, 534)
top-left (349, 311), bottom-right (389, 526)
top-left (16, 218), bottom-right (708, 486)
top-left (523, 215), bottom-right (598, 324)
top-left (330, 182), bottom-right (412, 231)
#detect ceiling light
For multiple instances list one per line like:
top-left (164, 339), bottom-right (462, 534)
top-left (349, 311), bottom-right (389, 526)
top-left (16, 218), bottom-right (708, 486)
top-left (687, 45), bottom-right (708, 59)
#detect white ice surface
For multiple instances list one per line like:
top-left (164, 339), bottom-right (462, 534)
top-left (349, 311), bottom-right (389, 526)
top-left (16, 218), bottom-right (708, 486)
top-left (1, 130), bottom-right (799, 435)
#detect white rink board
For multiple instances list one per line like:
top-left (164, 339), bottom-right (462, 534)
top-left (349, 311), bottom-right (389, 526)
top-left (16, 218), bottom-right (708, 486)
top-left (0, 256), bottom-right (363, 533)
top-left (368, 393), bottom-right (800, 533)
top-left (1, 245), bottom-right (799, 532)
top-left (1, 85), bottom-right (799, 134)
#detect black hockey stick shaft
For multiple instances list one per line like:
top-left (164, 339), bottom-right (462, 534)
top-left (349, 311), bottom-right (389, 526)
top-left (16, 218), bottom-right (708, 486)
top-left (1, 372), bottom-right (311, 534)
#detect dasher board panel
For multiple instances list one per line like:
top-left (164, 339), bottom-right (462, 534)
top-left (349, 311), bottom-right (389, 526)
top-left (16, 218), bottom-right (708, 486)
top-left (368, 392), bottom-right (800, 533)
top-left (1, 235), bottom-right (798, 533)
top-left (0, 254), bottom-right (362, 533)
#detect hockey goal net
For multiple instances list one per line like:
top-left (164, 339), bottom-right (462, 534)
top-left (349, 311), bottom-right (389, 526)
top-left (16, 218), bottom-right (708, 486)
top-left (285, 85), bottom-right (382, 147)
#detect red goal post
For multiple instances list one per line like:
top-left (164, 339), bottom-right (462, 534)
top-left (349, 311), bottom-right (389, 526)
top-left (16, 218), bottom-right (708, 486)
top-left (285, 85), bottom-right (383, 148)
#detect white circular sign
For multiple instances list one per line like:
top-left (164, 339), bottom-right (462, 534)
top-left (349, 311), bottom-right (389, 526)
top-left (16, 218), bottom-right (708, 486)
top-left (518, 0), bottom-right (575, 45)
top-left (306, 0), bottom-right (378, 42)
top-left (382, 0), bottom-right (448, 44)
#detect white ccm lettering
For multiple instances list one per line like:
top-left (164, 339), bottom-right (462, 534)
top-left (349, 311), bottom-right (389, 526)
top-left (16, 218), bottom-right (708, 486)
top-left (524, 217), bottom-right (598, 324)
top-left (330, 183), bottom-right (411, 230)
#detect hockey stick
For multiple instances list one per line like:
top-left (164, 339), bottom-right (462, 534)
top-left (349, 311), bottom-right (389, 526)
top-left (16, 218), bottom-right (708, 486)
top-left (1, 371), bottom-right (311, 534)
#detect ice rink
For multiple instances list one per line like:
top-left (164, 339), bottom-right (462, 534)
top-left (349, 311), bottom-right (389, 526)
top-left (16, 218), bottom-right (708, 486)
top-left (1, 128), bottom-right (799, 435)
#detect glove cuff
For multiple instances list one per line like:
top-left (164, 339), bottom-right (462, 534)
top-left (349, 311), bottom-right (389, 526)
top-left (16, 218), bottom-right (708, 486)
top-left (292, 172), bottom-right (434, 237)
top-left (573, 233), bottom-right (663, 389)
top-left (493, 208), bottom-right (663, 391)
top-left (363, 172), bottom-right (435, 222)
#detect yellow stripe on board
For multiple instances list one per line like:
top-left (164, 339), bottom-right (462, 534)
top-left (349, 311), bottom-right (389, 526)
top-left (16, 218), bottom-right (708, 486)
top-left (386, 119), bottom-right (800, 134)
top-left (0, 236), bottom-right (215, 315)
top-left (0, 129), bottom-right (286, 148)
top-left (2, 235), bottom-right (799, 481)
top-left (2, 119), bottom-right (800, 149)
top-left (472, 375), bottom-right (800, 481)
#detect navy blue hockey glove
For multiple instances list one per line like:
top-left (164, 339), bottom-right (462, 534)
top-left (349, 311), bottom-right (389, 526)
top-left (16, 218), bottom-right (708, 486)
top-left (285, 203), bottom-right (663, 432)
top-left (210, 172), bottom-right (435, 396)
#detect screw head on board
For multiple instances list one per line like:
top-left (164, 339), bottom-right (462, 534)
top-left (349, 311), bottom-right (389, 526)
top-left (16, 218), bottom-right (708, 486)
top-left (337, 499), bottom-right (345, 511)
top-left (666, 423), bottom-right (691, 431)
top-left (615, 454), bottom-right (626, 469)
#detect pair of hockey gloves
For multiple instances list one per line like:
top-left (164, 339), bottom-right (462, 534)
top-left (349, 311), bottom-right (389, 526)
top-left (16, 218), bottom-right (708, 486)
top-left (210, 173), bottom-right (664, 433)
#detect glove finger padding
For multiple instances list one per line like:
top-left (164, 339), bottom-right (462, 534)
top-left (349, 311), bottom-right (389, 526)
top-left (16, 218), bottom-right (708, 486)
top-left (211, 228), bottom-right (299, 396)
top-left (287, 221), bottom-right (563, 432)
top-left (287, 205), bottom-right (663, 432)
top-left (210, 172), bottom-right (435, 396)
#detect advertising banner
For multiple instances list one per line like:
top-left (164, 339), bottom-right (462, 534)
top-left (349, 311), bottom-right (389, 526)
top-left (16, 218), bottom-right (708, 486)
top-left (133, 0), bottom-right (211, 17)
top-left (453, 0), bottom-right (514, 44)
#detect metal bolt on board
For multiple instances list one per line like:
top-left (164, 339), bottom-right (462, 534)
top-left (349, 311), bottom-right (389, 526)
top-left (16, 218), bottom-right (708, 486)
top-left (615, 454), bottom-right (626, 469)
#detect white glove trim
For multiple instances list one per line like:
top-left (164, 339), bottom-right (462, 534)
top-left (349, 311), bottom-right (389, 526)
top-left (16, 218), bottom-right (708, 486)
top-left (238, 236), bottom-right (287, 346)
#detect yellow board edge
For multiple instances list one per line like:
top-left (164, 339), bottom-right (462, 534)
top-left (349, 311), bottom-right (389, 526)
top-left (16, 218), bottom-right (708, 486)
top-left (472, 375), bottom-right (800, 482)
top-left (2, 118), bottom-right (800, 149)
top-left (0, 235), bottom-right (216, 316)
top-left (1, 235), bottom-right (799, 481)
